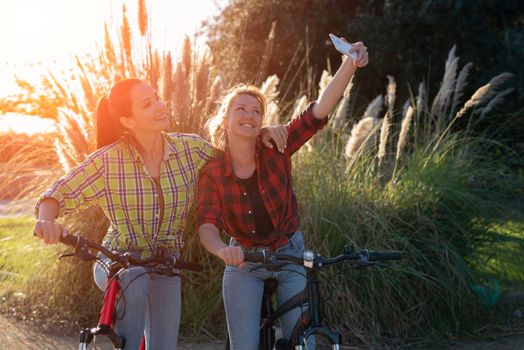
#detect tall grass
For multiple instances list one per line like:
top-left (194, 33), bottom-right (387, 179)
top-left (0, 0), bottom-right (522, 345)
top-left (286, 47), bottom-right (520, 344)
top-left (0, 132), bottom-right (58, 202)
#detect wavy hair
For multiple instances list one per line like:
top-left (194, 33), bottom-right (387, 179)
top-left (205, 84), bottom-right (267, 151)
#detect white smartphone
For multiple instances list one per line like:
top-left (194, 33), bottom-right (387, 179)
top-left (329, 33), bottom-right (358, 60)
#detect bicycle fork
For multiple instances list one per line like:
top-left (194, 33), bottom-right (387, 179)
top-left (294, 272), bottom-right (341, 350)
top-left (78, 278), bottom-right (126, 350)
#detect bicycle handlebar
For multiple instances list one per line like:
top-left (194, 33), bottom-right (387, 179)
top-left (243, 246), bottom-right (402, 270)
top-left (365, 250), bottom-right (402, 261)
top-left (59, 234), bottom-right (203, 272)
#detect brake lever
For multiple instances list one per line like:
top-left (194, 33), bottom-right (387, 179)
top-left (58, 252), bottom-right (76, 260)
top-left (352, 260), bottom-right (374, 269)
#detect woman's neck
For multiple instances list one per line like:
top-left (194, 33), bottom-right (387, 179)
top-left (131, 131), bottom-right (164, 160)
top-left (228, 136), bottom-right (257, 178)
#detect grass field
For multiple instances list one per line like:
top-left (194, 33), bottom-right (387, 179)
top-left (0, 216), bottom-right (58, 294)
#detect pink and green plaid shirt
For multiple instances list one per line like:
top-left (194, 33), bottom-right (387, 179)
top-left (35, 132), bottom-right (214, 254)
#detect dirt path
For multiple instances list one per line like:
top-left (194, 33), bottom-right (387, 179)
top-left (2, 314), bottom-right (524, 350)
top-left (0, 315), bottom-right (223, 349)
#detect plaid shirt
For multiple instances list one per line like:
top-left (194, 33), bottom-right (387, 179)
top-left (35, 132), bottom-right (214, 253)
top-left (197, 102), bottom-right (327, 248)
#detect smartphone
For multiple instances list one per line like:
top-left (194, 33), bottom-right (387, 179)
top-left (329, 33), bottom-right (358, 60)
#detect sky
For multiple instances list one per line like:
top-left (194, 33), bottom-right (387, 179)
top-left (0, 0), bottom-right (223, 133)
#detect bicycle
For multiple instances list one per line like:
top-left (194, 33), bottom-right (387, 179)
top-left (226, 244), bottom-right (402, 350)
top-left (58, 234), bottom-right (203, 350)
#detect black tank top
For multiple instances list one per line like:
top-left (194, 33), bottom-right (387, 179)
top-left (238, 170), bottom-right (274, 241)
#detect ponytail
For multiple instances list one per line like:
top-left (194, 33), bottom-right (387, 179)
top-left (96, 96), bottom-right (120, 149)
top-left (95, 78), bottom-right (142, 149)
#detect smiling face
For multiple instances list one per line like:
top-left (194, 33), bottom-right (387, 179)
top-left (119, 82), bottom-right (169, 133)
top-left (224, 93), bottom-right (264, 142)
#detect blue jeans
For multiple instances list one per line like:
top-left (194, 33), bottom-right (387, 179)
top-left (223, 231), bottom-right (314, 350)
top-left (93, 252), bottom-right (181, 350)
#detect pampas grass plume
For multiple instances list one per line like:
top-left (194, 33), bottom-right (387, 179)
top-left (396, 106), bottom-right (415, 161)
top-left (345, 117), bottom-right (376, 159)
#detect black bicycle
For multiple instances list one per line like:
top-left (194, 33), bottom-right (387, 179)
top-left (58, 234), bottom-right (202, 350)
top-left (226, 244), bottom-right (402, 350)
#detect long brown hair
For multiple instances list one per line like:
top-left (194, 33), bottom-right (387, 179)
top-left (205, 84), bottom-right (267, 151)
top-left (96, 78), bottom-right (143, 149)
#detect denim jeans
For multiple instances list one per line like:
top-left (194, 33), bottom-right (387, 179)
top-left (93, 252), bottom-right (181, 350)
top-left (223, 231), bottom-right (314, 350)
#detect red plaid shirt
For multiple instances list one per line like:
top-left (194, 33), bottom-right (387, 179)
top-left (197, 102), bottom-right (327, 248)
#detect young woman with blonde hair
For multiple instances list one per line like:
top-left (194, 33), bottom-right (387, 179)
top-left (198, 39), bottom-right (368, 349)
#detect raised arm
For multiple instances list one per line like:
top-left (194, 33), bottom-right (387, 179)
top-left (312, 40), bottom-right (368, 119)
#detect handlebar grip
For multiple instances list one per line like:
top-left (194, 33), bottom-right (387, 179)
top-left (59, 234), bottom-right (80, 247)
top-left (367, 251), bottom-right (403, 261)
top-left (243, 251), bottom-right (267, 263)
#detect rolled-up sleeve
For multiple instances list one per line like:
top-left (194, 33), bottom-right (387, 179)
top-left (196, 169), bottom-right (222, 231)
top-left (285, 101), bottom-right (328, 155)
top-left (34, 155), bottom-right (105, 218)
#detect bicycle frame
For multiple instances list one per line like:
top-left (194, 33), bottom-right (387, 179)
top-left (59, 234), bottom-right (201, 350)
top-left (78, 262), bottom-right (145, 350)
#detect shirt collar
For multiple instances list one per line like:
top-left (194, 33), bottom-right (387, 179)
top-left (125, 132), bottom-right (177, 163)
top-left (162, 132), bottom-right (178, 161)
top-left (223, 141), bottom-right (263, 178)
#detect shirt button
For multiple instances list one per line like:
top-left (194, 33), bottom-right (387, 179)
top-left (252, 230), bottom-right (255, 234)
top-left (243, 192), bottom-right (247, 196)
top-left (248, 210), bottom-right (252, 214)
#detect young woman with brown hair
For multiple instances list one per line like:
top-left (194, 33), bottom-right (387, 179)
top-left (33, 78), bottom-right (286, 349)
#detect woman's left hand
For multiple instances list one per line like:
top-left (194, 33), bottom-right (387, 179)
top-left (260, 124), bottom-right (288, 153)
top-left (347, 40), bottom-right (369, 68)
